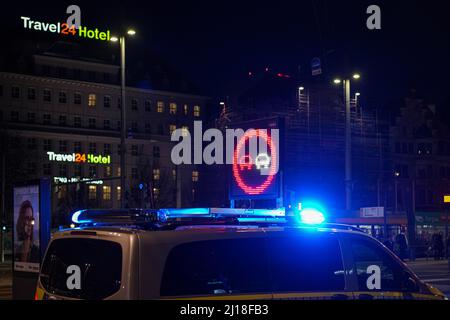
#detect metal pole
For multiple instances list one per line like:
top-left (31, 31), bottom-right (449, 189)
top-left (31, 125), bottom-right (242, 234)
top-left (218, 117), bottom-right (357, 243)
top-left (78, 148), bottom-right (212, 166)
top-left (344, 80), bottom-right (352, 211)
top-left (120, 36), bottom-right (127, 208)
top-left (1, 146), bottom-right (5, 263)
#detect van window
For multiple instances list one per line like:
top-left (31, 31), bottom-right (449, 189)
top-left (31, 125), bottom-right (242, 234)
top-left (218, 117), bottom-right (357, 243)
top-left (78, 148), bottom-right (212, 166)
top-left (350, 237), bottom-right (417, 292)
top-left (40, 239), bottom-right (122, 299)
top-left (268, 233), bottom-right (345, 292)
top-left (160, 238), bottom-right (270, 297)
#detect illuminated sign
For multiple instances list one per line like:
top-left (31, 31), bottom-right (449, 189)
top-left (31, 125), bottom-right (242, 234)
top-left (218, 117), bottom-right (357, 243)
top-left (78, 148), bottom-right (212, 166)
top-left (230, 118), bottom-right (284, 200)
top-left (53, 177), bottom-right (103, 185)
top-left (46, 152), bottom-right (111, 164)
top-left (21, 16), bottom-right (111, 41)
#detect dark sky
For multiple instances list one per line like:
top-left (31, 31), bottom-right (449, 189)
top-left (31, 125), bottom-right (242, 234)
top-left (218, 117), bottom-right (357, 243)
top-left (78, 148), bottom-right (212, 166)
top-left (2, 0), bottom-right (450, 108)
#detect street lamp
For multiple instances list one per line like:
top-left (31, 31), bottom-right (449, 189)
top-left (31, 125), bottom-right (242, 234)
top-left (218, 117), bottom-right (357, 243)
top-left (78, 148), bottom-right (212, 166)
top-left (333, 73), bottom-right (361, 211)
top-left (111, 29), bottom-right (136, 208)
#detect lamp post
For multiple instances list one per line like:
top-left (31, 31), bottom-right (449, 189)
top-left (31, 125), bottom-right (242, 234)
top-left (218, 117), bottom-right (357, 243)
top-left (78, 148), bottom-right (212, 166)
top-left (111, 29), bottom-right (136, 208)
top-left (333, 73), bottom-right (361, 211)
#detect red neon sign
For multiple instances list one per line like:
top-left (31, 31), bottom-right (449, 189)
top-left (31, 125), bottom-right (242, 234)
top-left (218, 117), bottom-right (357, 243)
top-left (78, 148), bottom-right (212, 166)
top-left (232, 130), bottom-right (278, 196)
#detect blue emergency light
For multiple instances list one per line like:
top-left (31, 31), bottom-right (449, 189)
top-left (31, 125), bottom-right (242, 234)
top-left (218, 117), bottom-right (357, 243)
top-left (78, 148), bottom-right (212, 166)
top-left (299, 208), bottom-right (326, 225)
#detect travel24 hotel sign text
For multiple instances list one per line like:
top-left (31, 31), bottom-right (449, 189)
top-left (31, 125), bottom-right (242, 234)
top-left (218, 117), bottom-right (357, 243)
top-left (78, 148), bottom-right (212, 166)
top-left (20, 16), bottom-right (112, 41)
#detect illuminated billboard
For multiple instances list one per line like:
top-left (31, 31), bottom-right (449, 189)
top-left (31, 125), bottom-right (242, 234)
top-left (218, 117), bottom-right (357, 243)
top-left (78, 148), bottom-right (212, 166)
top-left (229, 118), bottom-right (284, 200)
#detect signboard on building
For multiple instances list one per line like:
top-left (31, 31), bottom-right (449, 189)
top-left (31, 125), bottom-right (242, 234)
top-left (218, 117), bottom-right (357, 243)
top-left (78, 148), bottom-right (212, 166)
top-left (229, 118), bottom-right (284, 200)
top-left (360, 207), bottom-right (384, 218)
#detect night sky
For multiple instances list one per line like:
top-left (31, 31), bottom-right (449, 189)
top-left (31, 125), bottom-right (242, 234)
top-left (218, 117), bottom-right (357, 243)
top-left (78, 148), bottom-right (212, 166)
top-left (2, 0), bottom-right (449, 110)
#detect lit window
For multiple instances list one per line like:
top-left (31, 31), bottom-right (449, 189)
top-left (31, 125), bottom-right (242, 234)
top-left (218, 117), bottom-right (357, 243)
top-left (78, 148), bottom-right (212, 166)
top-left (88, 94), bottom-right (96, 107)
top-left (172, 169), bottom-right (177, 181)
top-left (103, 186), bottom-right (111, 200)
top-left (193, 105), bottom-right (200, 117)
top-left (157, 101), bottom-right (164, 113)
top-left (183, 104), bottom-right (188, 115)
top-left (153, 188), bottom-right (160, 199)
top-left (153, 169), bottom-right (160, 181)
top-left (117, 186), bottom-right (121, 201)
top-left (170, 103), bottom-right (177, 114)
top-left (169, 125), bottom-right (177, 135)
top-left (104, 166), bottom-right (112, 177)
top-left (88, 185), bottom-right (97, 200)
top-left (182, 126), bottom-right (189, 137)
top-left (192, 171), bottom-right (199, 182)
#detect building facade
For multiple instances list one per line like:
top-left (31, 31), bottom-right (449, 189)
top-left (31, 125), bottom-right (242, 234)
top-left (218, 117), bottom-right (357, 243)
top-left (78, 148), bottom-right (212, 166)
top-left (0, 54), bottom-right (208, 227)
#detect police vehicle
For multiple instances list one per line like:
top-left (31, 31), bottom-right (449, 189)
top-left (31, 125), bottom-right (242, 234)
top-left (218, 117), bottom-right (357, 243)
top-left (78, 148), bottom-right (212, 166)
top-left (35, 207), bottom-right (447, 300)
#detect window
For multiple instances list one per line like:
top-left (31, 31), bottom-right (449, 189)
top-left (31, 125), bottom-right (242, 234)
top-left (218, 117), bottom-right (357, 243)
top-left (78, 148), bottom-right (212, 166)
top-left (183, 104), bottom-right (188, 115)
top-left (104, 95), bottom-right (111, 108)
top-left (74, 165), bottom-right (83, 177)
top-left (58, 67), bottom-right (67, 78)
top-left (59, 91), bottom-right (67, 104)
top-left (75, 141), bottom-right (83, 154)
top-left (11, 86), bottom-right (20, 98)
top-left (43, 139), bottom-right (52, 151)
top-left (89, 143), bottom-right (97, 153)
top-left (40, 238), bottom-right (122, 300)
top-left (88, 71), bottom-right (96, 81)
top-left (157, 101), bottom-right (164, 113)
top-left (131, 122), bottom-right (139, 132)
top-left (117, 166), bottom-right (121, 177)
top-left (27, 112), bottom-right (36, 124)
top-left (27, 162), bottom-right (37, 175)
top-left (88, 94), bottom-right (96, 107)
top-left (117, 121), bottom-right (121, 130)
top-left (104, 143), bottom-right (111, 154)
top-left (43, 114), bottom-right (51, 125)
top-left (103, 186), bottom-right (112, 200)
top-left (74, 117), bottom-right (81, 127)
top-left (131, 145), bottom-right (138, 156)
top-left (59, 164), bottom-right (68, 176)
top-left (131, 99), bottom-right (138, 111)
top-left (117, 97), bottom-right (122, 109)
top-left (350, 236), bottom-right (418, 292)
top-left (268, 234), bottom-right (345, 293)
top-left (104, 166), bottom-right (112, 177)
top-left (88, 118), bottom-right (96, 129)
top-left (145, 100), bottom-right (152, 112)
top-left (57, 185), bottom-right (67, 200)
top-left (74, 93), bottom-right (82, 105)
top-left (181, 126), bottom-right (189, 137)
top-left (153, 169), bottom-right (160, 181)
top-left (43, 89), bottom-right (51, 102)
top-left (103, 73), bottom-right (110, 82)
top-left (43, 163), bottom-right (52, 176)
top-left (153, 188), bottom-right (160, 199)
top-left (89, 166), bottom-right (97, 178)
top-left (169, 125), bottom-right (176, 135)
top-left (88, 185), bottom-right (97, 200)
top-left (59, 140), bottom-right (68, 152)
top-left (193, 105), bottom-right (201, 117)
top-left (59, 115), bottom-right (67, 126)
top-left (145, 123), bottom-right (152, 134)
top-left (169, 103), bottom-right (177, 114)
top-left (172, 169), bottom-right (177, 181)
top-left (131, 168), bottom-right (138, 179)
top-left (10, 111), bottom-right (19, 122)
top-left (192, 171), bottom-right (199, 182)
top-left (27, 138), bottom-right (37, 150)
top-left (104, 119), bottom-right (111, 130)
top-left (116, 186), bottom-right (121, 201)
top-left (27, 88), bottom-right (36, 100)
top-left (153, 146), bottom-right (160, 158)
top-left (73, 69), bottom-right (81, 80)
top-left (160, 238), bottom-right (270, 297)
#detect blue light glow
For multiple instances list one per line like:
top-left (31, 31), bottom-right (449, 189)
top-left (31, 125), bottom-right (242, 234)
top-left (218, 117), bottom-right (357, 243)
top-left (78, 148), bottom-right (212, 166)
top-left (299, 208), bottom-right (326, 225)
top-left (71, 210), bottom-right (92, 224)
